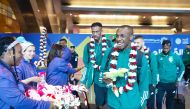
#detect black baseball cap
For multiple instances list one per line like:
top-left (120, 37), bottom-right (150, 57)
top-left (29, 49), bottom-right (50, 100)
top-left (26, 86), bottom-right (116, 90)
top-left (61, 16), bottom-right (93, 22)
top-left (162, 40), bottom-right (171, 46)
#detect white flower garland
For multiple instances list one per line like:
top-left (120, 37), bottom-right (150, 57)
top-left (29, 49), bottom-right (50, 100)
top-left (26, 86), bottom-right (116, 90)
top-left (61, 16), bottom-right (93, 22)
top-left (34, 26), bottom-right (47, 68)
top-left (89, 35), bottom-right (107, 69)
top-left (26, 82), bottom-right (88, 109)
top-left (109, 42), bottom-right (138, 97)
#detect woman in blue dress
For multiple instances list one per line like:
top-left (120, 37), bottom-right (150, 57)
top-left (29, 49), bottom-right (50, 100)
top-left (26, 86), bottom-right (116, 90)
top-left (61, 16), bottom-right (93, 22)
top-left (16, 41), bottom-right (42, 89)
top-left (0, 37), bottom-right (53, 109)
top-left (46, 44), bottom-right (77, 86)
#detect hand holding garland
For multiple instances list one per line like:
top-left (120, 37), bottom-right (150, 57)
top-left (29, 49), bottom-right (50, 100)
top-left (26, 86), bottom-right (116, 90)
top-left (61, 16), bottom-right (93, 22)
top-left (105, 42), bottom-right (137, 97)
top-left (75, 66), bottom-right (85, 72)
top-left (21, 76), bottom-right (42, 84)
top-left (103, 68), bottom-right (128, 81)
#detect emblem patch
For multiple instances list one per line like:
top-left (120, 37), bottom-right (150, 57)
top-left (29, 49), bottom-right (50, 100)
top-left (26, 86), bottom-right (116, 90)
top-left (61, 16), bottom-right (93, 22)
top-left (169, 56), bottom-right (173, 63)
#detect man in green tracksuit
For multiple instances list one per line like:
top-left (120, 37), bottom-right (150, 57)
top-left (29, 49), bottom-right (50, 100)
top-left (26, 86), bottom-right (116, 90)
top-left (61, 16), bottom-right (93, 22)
top-left (81, 22), bottom-right (112, 109)
top-left (134, 35), bottom-right (158, 109)
top-left (156, 40), bottom-right (185, 109)
top-left (101, 25), bottom-right (149, 109)
top-left (182, 44), bottom-right (190, 86)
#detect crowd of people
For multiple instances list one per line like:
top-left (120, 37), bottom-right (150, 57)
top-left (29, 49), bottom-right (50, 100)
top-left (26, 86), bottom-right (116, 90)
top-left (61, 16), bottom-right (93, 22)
top-left (81, 22), bottom-right (187, 109)
top-left (0, 22), bottom-right (189, 109)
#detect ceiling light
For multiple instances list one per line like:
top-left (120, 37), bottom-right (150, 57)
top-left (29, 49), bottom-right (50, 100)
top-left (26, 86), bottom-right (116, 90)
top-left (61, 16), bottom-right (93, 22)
top-left (150, 25), bottom-right (170, 27)
top-left (66, 5), bottom-right (190, 11)
top-left (78, 14), bottom-right (139, 19)
top-left (151, 16), bottom-right (168, 20)
top-left (77, 24), bottom-right (142, 27)
top-left (175, 17), bottom-right (179, 19)
top-left (79, 28), bottom-right (174, 34)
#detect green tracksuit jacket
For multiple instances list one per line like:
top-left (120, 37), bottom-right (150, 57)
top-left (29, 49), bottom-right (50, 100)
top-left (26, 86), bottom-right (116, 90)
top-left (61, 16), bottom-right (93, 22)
top-left (81, 40), bottom-right (112, 88)
top-left (157, 51), bottom-right (185, 83)
top-left (182, 49), bottom-right (190, 66)
top-left (101, 48), bottom-right (149, 109)
top-left (148, 52), bottom-right (158, 85)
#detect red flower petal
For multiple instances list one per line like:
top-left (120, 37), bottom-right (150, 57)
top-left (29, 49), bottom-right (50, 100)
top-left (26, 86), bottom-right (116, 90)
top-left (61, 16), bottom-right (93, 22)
top-left (113, 81), bottom-right (116, 84)
top-left (128, 76), bottom-right (135, 79)
top-left (123, 86), bottom-right (128, 92)
top-left (128, 83), bottom-right (134, 87)
top-left (130, 69), bottom-right (136, 72)
top-left (113, 48), bottom-right (117, 51)
top-left (102, 40), bottom-right (106, 42)
top-left (110, 64), bottom-right (116, 69)
top-left (102, 45), bottom-right (107, 48)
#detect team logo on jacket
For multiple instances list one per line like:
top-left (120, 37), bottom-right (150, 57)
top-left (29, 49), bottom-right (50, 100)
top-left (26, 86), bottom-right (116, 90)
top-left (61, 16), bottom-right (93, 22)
top-left (169, 56), bottom-right (173, 63)
top-left (160, 57), bottom-right (163, 60)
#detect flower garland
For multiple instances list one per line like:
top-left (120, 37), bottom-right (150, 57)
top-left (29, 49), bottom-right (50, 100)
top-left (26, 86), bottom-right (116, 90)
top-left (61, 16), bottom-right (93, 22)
top-left (26, 72), bottom-right (88, 109)
top-left (89, 35), bottom-right (107, 69)
top-left (34, 26), bottom-right (47, 68)
top-left (109, 42), bottom-right (137, 97)
top-left (26, 82), bottom-right (88, 109)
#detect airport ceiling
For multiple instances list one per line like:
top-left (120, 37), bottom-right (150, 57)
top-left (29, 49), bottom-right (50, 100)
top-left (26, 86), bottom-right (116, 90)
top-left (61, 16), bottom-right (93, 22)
top-left (6, 0), bottom-right (190, 34)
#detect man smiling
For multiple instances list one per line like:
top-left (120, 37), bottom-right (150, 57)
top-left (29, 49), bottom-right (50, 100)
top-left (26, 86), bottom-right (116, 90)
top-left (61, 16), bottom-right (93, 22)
top-left (101, 25), bottom-right (149, 109)
top-left (156, 40), bottom-right (185, 109)
top-left (82, 22), bottom-right (112, 109)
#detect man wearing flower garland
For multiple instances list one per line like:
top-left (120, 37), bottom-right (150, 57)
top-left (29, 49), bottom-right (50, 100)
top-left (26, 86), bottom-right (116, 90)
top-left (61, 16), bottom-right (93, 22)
top-left (134, 35), bottom-right (158, 109)
top-left (156, 40), bottom-right (185, 109)
top-left (81, 22), bottom-right (112, 109)
top-left (101, 25), bottom-right (149, 109)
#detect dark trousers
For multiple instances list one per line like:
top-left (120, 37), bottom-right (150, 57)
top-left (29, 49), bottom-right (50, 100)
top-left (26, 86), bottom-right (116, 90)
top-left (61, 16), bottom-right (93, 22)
top-left (156, 82), bottom-right (176, 109)
top-left (183, 65), bottom-right (190, 81)
top-left (106, 105), bottom-right (114, 109)
top-left (94, 83), bottom-right (107, 107)
top-left (147, 84), bottom-right (156, 109)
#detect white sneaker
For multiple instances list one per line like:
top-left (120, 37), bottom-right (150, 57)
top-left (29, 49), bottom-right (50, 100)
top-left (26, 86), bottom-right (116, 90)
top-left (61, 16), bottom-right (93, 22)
top-left (185, 82), bottom-right (189, 87)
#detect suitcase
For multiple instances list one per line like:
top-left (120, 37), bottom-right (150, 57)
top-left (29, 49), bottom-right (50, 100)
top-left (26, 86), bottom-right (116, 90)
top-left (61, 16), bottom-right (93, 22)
top-left (174, 87), bottom-right (185, 109)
